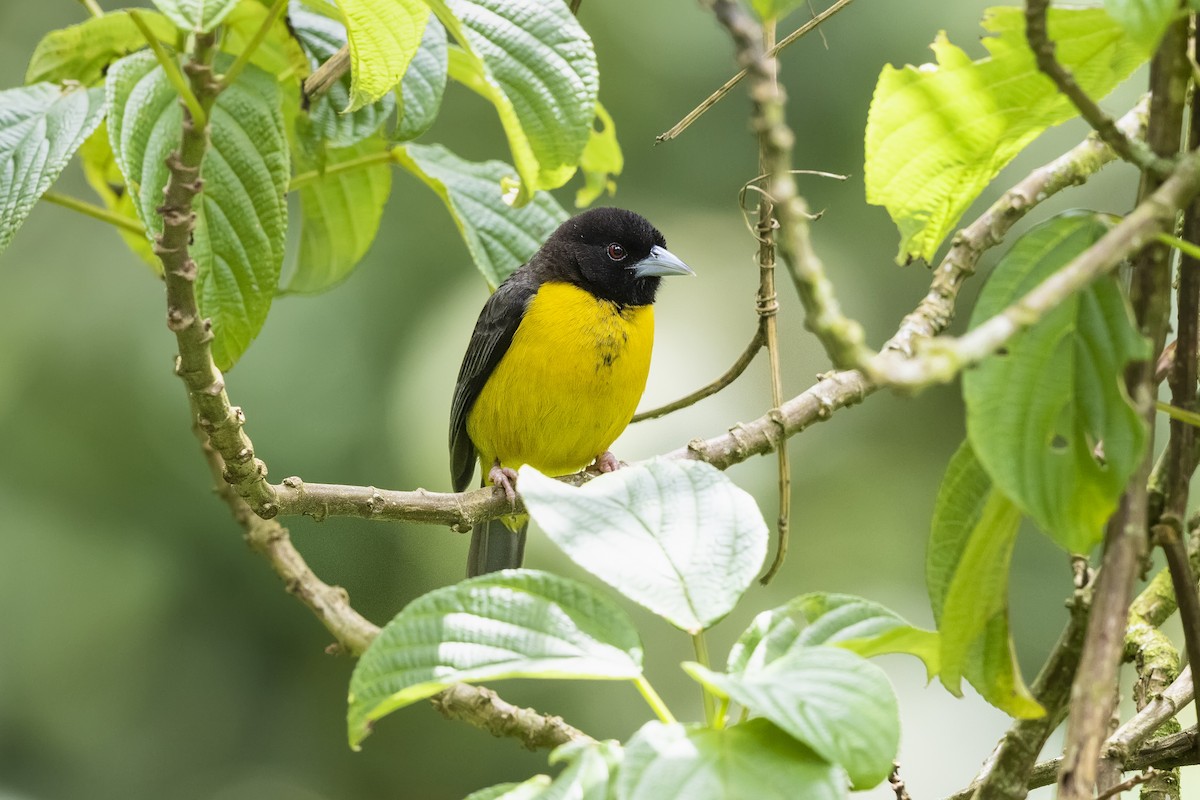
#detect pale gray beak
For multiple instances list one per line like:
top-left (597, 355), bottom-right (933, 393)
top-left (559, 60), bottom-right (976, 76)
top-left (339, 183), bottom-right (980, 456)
top-left (632, 245), bottom-right (695, 278)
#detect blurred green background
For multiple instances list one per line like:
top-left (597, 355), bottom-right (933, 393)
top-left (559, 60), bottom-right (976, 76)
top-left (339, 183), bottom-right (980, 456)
top-left (0, 1), bottom-right (1171, 798)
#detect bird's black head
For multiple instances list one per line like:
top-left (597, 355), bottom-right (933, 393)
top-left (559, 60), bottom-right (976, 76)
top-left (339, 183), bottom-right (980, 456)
top-left (533, 207), bottom-right (693, 306)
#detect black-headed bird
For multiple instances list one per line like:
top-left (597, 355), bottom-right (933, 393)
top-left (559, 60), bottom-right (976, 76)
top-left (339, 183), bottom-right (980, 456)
top-left (449, 207), bottom-right (694, 576)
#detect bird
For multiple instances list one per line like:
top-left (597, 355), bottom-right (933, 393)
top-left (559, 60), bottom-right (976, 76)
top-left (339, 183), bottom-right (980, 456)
top-left (449, 207), bottom-right (694, 577)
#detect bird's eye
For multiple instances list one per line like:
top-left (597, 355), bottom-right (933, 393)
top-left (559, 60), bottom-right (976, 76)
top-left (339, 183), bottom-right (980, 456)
top-left (606, 243), bottom-right (627, 261)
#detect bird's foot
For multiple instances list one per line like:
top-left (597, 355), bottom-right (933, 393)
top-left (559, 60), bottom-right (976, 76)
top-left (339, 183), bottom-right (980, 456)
top-left (595, 451), bottom-right (621, 473)
top-left (488, 461), bottom-right (519, 504)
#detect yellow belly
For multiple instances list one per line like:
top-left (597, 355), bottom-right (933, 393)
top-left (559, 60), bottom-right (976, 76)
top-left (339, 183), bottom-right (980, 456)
top-left (467, 281), bottom-right (654, 477)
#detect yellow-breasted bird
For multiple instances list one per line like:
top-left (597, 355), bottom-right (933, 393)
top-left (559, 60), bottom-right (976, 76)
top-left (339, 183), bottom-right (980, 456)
top-left (449, 207), bottom-right (694, 576)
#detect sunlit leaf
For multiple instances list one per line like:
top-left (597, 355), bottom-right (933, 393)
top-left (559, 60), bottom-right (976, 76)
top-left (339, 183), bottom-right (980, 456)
top-left (395, 143), bottom-right (567, 287)
top-left (576, 103), bottom-right (622, 208)
top-left (0, 83), bottom-right (105, 258)
top-left (221, 1), bottom-right (310, 83)
top-left (927, 440), bottom-right (1043, 718)
top-left (394, 16), bottom-right (448, 142)
top-left (686, 647), bottom-right (898, 788)
top-left (25, 11), bottom-right (177, 87)
top-left (618, 720), bottom-right (844, 800)
top-left (465, 778), bottom-right (552, 800)
top-left (963, 212), bottom-right (1148, 553)
top-left (149, 0), bottom-right (240, 32)
top-left (519, 460), bottom-right (768, 634)
top-left (750, 0), bottom-right (810, 21)
top-left (728, 592), bottom-right (940, 680)
top-left (336, 0), bottom-right (428, 112)
top-left (79, 123), bottom-right (158, 272)
top-left (106, 53), bottom-right (289, 369)
top-left (432, 0), bottom-right (598, 205)
top-left (288, 2), bottom-right (396, 149)
top-left (347, 570), bottom-right (643, 749)
top-left (865, 7), bottom-right (1151, 263)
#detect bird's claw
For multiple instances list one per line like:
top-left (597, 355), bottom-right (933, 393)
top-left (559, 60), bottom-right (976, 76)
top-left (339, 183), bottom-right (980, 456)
top-left (488, 461), bottom-right (519, 504)
top-left (595, 451), bottom-right (621, 473)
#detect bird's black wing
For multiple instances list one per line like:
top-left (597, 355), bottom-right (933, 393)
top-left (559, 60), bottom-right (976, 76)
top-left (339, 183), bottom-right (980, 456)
top-left (449, 271), bottom-right (539, 492)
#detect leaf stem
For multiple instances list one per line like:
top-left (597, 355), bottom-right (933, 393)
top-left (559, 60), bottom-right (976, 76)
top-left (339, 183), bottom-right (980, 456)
top-left (1156, 232), bottom-right (1200, 261)
top-left (219, 0), bottom-right (289, 90)
top-left (288, 148), bottom-right (400, 191)
top-left (129, 9), bottom-right (207, 128)
top-left (1158, 400), bottom-right (1200, 428)
top-left (78, 0), bottom-right (104, 17)
top-left (41, 191), bottom-right (146, 236)
top-left (633, 676), bottom-right (677, 725)
top-left (692, 632), bottom-right (716, 726)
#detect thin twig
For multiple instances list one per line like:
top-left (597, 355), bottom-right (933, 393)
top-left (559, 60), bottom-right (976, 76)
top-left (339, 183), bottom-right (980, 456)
top-left (656, 0), bottom-right (855, 143)
top-left (1095, 769), bottom-right (1161, 800)
top-left (41, 191), bottom-right (146, 236)
top-left (1024, 728), bottom-right (1199, 792)
top-left (630, 326), bottom-right (764, 422)
top-left (1023, 0), bottom-right (1171, 177)
top-left (219, 0), bottom-right (289, 89)
top-left (78, 0), bottom-right (103, 17)
top-left (302, 44), bottom-right (350, 104)
top-left (889, 762), bottom-right (913, 800)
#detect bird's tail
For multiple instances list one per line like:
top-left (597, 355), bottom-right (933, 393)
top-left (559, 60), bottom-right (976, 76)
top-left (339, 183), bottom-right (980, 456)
top-left (467, 516), bottom-right (527, 577)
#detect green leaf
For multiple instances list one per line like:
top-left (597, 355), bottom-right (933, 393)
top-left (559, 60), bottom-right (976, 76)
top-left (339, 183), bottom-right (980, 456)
top-left (618, 720), bottom-right (845, 800)
top-left (336, 0), bottom-right (429, 112)
top-left (750, 0), bottom-right (809, 21)
top-left (465, 778), bottom-right (553, 800)
top-left (575, 103), bottom-right (622, 208)
top-left (347, 569), bottom-right (643, 749)
top-left (287, 137), bottom-right (393, 294)
top-left (685, 648), bottom-right (898, 789)
top-left (963, 212), bottom-right (1149, 553)
top-left (149, 0), bottom-right (240, 32)
top-left (1103, 0), bottom-right (1178, 48)
top-left (221, 1), bottom-right (310, 83)
top-left (288, 2), bottom-right (396, 149)
top-left (927, 441), bottom-right (1044, 718)
top-left (865, 7), bottom-right (1151, 264)
top-left (518, 460), bottom-right (769, 634)
top-left (24, 10), bottom-right (177, 87)
top-left (432, 0), bottom-right (599, 205)
top-left (393, 16), bottom-right (448, 142)
top-left (79, 122), bottom-right (159, 272)
top-left (727, 592), bottom-right (940, 680)
top-left (0, 83), bottom-right (105, 258)
top-left (395, 143), bottom-right (567, 287)
top-left (106, 53), bottom-right (290, 369)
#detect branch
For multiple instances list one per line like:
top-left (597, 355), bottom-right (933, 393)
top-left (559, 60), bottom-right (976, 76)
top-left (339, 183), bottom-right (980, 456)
top-left (269, 102), bottom-right (1150, 526)
top-left (1023, 0), bottom-right (1171, 177)
top-left (1026, 727), bottom-right (1198, 792)
top-left (302, 44), bottom-right (350, 104)
top-left (656, 0), bottom-right (856, 143)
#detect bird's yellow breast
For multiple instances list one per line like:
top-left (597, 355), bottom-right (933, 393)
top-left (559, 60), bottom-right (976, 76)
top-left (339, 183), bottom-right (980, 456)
top-left (467, 281), bottom-right (655, 477)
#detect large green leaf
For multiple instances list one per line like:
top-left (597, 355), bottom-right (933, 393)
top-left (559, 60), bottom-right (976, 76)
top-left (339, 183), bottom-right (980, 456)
top-left (618, 720), bottom-right (844, 800)
top-left (0, 83), bottom-right (105, 258)
top-left (288, 2), bottom-right (396, 150)
top-left (24, 11), bottom-right (177, 87)
top-left (686, 648), bottom-right (898, 789)
top-left (575, 103), bottom-right (622, 208)
top-left (432, 0), bottom-right (599, 205)
top-left (347, 570), bottom-right (643, 749)
top-left (395, 143), bottom-right (567, 287)
top-left (518, 460), bottom-right (768, 634)
top-left (150, 0), bottom-right (240, 32)
top-left (79, 123), bottom-right (158, 272)
top-left (106, 53), bottom-right (290, 369)
top-left (963, 212), bottom-right (1148, 553)
top-left (750, 0), bottom-right (810, 21)
top-left (337, 0), bottom-right (429, 112)
top-left (287, 137), bottom-right (392, 294)
top-left (393, 16), bottom-right (448, 142)
top-left (865, 7), bottom-right (1151, 263)
top-left (728, 592), bottom-right (940, 680)
top-left (465, 740), bottom-right (621, 800)
top-left (1103, 0), bottom-right (1178, 48)
top-left (927, 441), bottom-right (1043, 718)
